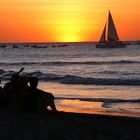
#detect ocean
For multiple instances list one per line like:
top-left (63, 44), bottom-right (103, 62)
top-left (0, 42), bottom-right (140, 117)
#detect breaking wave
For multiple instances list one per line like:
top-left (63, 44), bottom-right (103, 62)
top-left (0, 70), bottom-right (140, 86)
top-left (0, 60), bottom-right (140, 66)
top-left (55, 97), bottom-right (140, 103)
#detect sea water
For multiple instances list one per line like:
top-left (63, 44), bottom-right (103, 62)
top-left (0, 42), bottom-right (140, 117)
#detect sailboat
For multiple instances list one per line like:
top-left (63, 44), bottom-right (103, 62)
top-left (96, 11), bottom-right (126, 48)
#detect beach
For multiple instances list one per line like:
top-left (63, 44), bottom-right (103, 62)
top-left (0, 107), bottom-right (139, 140)
top-left (0, 43), bottom-right (140, 139)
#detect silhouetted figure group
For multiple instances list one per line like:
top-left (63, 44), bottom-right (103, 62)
top-left (0, 68), bottom-right (57, 112)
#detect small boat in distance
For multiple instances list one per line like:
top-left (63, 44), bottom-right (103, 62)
top-left (13, 44), bottom-right (18, 48)
top-left (96, 10), bottom-right (126, 48)
top-left (0, 45), bottom-right (6, 48)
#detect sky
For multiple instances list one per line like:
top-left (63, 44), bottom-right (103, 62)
top-left (0, 0), bottom-right (140, 42)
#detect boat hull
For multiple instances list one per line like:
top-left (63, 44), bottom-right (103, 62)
top-left (96, 42), bottom-right (126, 48)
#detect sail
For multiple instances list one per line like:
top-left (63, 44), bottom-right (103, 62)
top-left (107, 11), bottom-right (119, 42)
top-left (96, 10), bottom-right (126, 48)
top-left (99, 24), bottom-right (106, 43)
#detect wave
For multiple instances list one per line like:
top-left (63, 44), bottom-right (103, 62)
top-left (55, 97), bottom-right (140, 109)
top-left (0, 70), bottom-right (140, 85)
top-left (55, 97), bottom-right (140, 104)
top-left (98, 70), bottom-right (140, 75)
top-left (0, 60), bottom-right (140, 66)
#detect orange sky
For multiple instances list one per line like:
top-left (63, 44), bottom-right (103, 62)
top-left (0, 0), bottom-right (140, 42)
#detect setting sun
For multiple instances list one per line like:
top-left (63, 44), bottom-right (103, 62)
top-left (0, 0), bottom-right (140, 42)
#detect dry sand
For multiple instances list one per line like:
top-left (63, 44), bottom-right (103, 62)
top-left (0, 107), bottom-right (139, 140)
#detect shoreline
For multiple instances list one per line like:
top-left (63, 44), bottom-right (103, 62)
top-left (56, 106), bottom-right (140, 119)
top-left (39, 82), bottom-right (140, 118)
top-left (0, 107), bottom-right (139, 140)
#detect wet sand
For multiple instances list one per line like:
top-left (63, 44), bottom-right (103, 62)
top-left (39, 82), bottom-right (140, 117)
top-left (0, 107), bottom-right (139, 140)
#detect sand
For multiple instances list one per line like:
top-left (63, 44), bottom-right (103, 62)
top-left (0, 107), bottom-right (139, 140)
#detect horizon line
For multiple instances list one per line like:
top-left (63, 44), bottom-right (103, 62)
top-left (0, 40), bottom-right (140, 44)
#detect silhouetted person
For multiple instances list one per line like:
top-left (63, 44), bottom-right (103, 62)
top-left (2, 68), bottom-right (25, 108)
top-left (3, 67), bottom-right (24, 96)
top-left (15, 76), bottom-right (32, 111)
top-left (1, 68), bottom-right (57, 112)
top-left (16, 76), bottom-right (38, 112)
top-left (28, 77), bottom-right (57, 112)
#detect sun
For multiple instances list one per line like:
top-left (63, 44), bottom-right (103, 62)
top-left (59, 25), bottom-right (82, 42)
top-left (61, 35), bottom-right (80, 42)
top-left (56, 18), bottom-right (83, 42)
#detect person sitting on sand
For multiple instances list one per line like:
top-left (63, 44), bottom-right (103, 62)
top-left (2, 74), bottom-right (36, 111)
top-left (2, 74), bottom-right (22, 107)
top-left (2, 67), bottom-right (25, 96)
top-left (2, 68), bottom-right (25, 108)
top-left (28, 77), bottom-right (57, 112)
top-left (15, 76), bottom-right (33, 111)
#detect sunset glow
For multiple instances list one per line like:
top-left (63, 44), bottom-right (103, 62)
top-left (0, 0), bottom-right (140, 42)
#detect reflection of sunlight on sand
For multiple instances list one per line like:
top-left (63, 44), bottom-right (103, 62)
top-left (56, 99), bottom-right (140, 117)
top-left (38, 82), bottom-right (140, 117)
top-left (58, 99), bottom-right (102, 108)
top-left (55, 99), bottom-right (104, 114)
